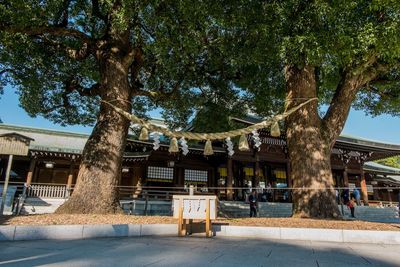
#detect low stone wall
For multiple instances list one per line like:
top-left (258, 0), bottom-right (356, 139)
top-left (1, 224), bottom-right (399, 245)
top-left (0, 224), bottom-right (177, 242)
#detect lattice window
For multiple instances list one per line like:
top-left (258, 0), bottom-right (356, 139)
top-left (147, 166), bottom-right (174, 182)
top-left (184, 169), bottom-right (208, 183)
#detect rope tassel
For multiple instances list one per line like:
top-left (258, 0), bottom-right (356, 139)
top-left (168, 137), bottom-right (179, 153)
top-left (204, 139), bottom-right (214, 156)
top-left (238, 134), bottom-right (250, 151)
top-left (103, 98), bottom-right (316, 142)
top-left (271, 121), bottom-right (281, 137)
top-left (139, 127), bottom-right (149, 141)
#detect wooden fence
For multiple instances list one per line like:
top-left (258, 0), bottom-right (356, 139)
top-left (27, 184), bottom-right (69, 199)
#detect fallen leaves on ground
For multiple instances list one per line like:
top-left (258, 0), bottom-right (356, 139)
top-left (1, 214), bottom-right (399, 231)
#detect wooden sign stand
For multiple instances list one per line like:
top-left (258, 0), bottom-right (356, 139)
top-left (175, 196), bottom-right (215, 238)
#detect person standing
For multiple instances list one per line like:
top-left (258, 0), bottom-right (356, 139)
top-left (342, 188), bottom-right (350, 205)
top-left (347, 197), bottom-right (356, 218)
top-left (249, 190), bottom-right (258, 217)
top-left (353, 188), bottom-right (361, 206)
top-left (266, 182), bottom-right (273, 202)
top-left (397, 190), bottom-right (400, 217)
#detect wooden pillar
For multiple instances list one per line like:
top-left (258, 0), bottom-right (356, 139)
top-left (254, 153), bottom-right (260, 188)
top-left (227, 158), bottom-right (234, 201)
top-left (25, 158), bottom-right (36, 186)
top-left (66, 161), bottom-right (75, 189)
top-left (286, 161), bottom-right (292, 188)
top-left (208, 168), bottom-right (215, 190)
top-left (387, 187), bottom-right (392, 202)
top-left (343, 166), bottom-right (349, 187)
top-left (205, 198), bottom-right (211, 237)
top-left (177, 167), bottom-right (184, 189)
top-left (286, 161), bottom-right (292, 202)
top-left (0, 154), bottom-right (13, 215)
top-left (360, 169), bottom-right (369, 206)
top-left (373, 176), bottom-right (380, 200)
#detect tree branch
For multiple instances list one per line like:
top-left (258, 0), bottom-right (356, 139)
top-left (0, 68), bottom-right (13, 76)
top-left (0, 25), bottom-right (92, 43)
top-left (39, 37), bottom-right (92, 60)
top-left (91, 0), bottom-right (108, 23)
top-left (42, 79), bottom-right (101, 113)
top-left (65, 78), bottom-right (102, 97)
top-left (128, 47), bottom-right (144, 89)
top-left (135, 80), bottom-right (182, 100)
top-left (367, 84), bottom-right (399, 99)
top-left (323, 59), bottom-right (393, 143)
top-left (53, 0), bottom-right (71, 27)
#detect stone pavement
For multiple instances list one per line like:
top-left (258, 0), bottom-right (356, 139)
top-left (0, 236), bottom-right (399, 267)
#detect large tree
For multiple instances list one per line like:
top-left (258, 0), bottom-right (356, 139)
top-left (214, 0), bottom-right (400, 218)
top-left (0, 0), bottom-right (240, 213)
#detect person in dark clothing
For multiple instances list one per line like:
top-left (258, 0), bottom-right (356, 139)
top-left (398, 191), bottom-right (400, 217)
top-left (342, 188), bottom-right (350, 205)
top-left (249, 190), bottom-right (258, 217)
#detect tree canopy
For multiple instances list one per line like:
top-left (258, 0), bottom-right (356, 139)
top-left (207, 0), bottom-right (400, 119)
top-left (0, 0), bottom-right (247, 129)
top-left (376, 156), bottom-right (400, 169)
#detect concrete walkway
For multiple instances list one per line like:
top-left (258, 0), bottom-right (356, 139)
top-left (0, 236), bottom-right (399, 267)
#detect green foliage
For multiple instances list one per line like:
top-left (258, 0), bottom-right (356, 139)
top-left (0, 0), bottom-right (248, 129)
top-left (208, 0), bottom-right (400, 117)
top-left (1, 0), bottom-right (400, 130)
top-left (376, 156), bottom-right (400, 169)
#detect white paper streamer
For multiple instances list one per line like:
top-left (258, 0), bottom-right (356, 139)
top-left (252, 130), bottom-right (261, 150)
top-left (225, 137), bottom-right (234, 156)
top-left (152, 132), bottom-right (160, 150)
top-left (180, 137), bottom-right (189, 156)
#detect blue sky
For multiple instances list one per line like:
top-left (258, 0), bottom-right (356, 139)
top-left (1, 85), bottom-right (400, 144)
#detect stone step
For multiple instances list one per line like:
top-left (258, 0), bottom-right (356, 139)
top-left (220, 202), bottom-right (399, 221)
top-left (21, 197), bottom-right (66, 215)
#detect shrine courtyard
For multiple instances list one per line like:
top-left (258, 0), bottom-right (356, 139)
top-left (1, 236), bottom-right (399, 267)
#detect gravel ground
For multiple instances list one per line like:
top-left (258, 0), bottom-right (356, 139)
top-left (1, 214), bottom-right (400, 231)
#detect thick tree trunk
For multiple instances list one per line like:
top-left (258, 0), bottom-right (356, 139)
top-left (285, 65), bottom-right (340, 218)
top-left (57, 56), bottom-right (131, 214)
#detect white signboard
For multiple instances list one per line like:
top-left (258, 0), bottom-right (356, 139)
top-left (349, 183), bottom-right (356, 190)
top-left (366, 185), bottom-right (374, 193)
top-left (0, 185), bottom-right (17, 215)
top-left (173, 195), bottom-right (217, 220)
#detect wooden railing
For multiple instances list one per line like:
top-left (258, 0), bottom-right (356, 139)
top-left (27, 184), bottom-right (69, 199)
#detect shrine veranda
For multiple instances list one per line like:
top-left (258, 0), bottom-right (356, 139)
top-left (1, 122), bottom-right (400, 205)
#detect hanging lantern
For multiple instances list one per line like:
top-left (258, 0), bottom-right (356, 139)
top-left (168, 137), bottom-right (179, 153)
top-left (238, 134), bottom-right (250, 151)
top-left (271, 121), bottom-right (281, 137)
top-left (139, 127), bottom-right (149, 141)
top-left (204, 139), bottom-right (214, 156)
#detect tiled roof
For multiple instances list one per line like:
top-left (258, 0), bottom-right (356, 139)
top-left (364, 161), bottom-right (400, 175)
